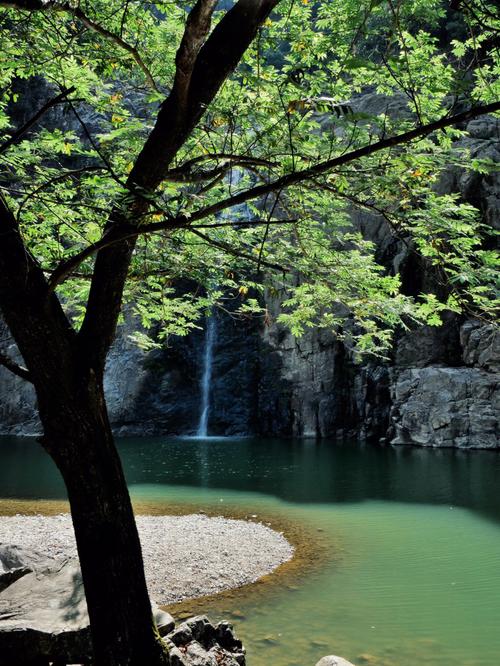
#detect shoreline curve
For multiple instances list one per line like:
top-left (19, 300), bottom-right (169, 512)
top-left (0, 513), bottom-right (294, 605)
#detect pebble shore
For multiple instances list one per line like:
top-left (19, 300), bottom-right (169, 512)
top-left (0, 514), bottom-right (294, 604)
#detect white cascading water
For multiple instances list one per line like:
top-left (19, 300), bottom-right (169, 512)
top-left (196, 316), bottom-right (216, 437)
top-left (196, 169), bottom-right (241, 438)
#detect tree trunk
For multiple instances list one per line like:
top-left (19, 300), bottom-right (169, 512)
top-left (0, 187), bottom-right (168, 666)
top-left (39, 374), bottom-right (168, 666)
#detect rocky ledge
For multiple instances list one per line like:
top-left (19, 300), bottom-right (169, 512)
top-left (0, 544), bottom-right (246, 665)
top-left (390, 321), bottom-right (500, 448)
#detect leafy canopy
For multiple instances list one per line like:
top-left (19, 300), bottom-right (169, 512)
top-left (0, 0), bottom-right (498, 355)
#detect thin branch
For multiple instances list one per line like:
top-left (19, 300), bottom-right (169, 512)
top-left (0, 350), bottom-right (32, 382)
top-left (173, 152), bottom-right (276, 172)
top-left (189, 228), bottom-right (286, 272)
top-left (192, 217), bottom-right (297, 229)
top-left (0, 86), bottom-right (76, 155)
top-left (71, 7), bottom-right (159, 92)
top-left (67, 100), bottom-right (128, 189)
top-left (165, 162), bottom-right (232, 183)
top-left (196, 171), bottom-right (225, 194)
top-left (166, 154), bottom-right (277, 182)
top-left (257, 187), bottom-right (283, 273)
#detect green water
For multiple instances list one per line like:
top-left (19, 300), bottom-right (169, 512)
top-left (1, 436), bottom-right (500, 666)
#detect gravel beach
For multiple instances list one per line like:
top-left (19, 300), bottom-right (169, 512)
top-left (0, 514), bottom-right (294, 604)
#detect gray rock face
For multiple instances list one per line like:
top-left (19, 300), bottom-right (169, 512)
top-left (395, 318), bottom-right (462, 369)
top-left (390, 367), bottom-right (499, 448)
top-left (437, 116), bottom-right (500, 233)
top-left (384, 112), bottom-right (500, 449)
top-left (0, 551), bottom-right (243, 666)
top-left (0, 320), bottom-right (39, 436)
top-left (257, 304), bottom-right (391, 440)
top-left (460, 321), bottom-right (500, 373)
top-left (101, 308), bottom-right (203, 437)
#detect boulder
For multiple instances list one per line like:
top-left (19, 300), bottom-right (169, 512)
top-left (0, 561), bottom-right (91, 665)
top-left (315, 656), bottom-right (357, 666)
top-left (155, 607), bottom-right (176, 636)
top-left (0, 556), bottom-right (173, 664)
top-left (166, 616), bottom-right (245, 666)
top-left (0, 544), bottom-right (56, 593)
top-left (0, 559), bottom-right (92, 665)
top-left (0, 552), bottom-right (244, 666)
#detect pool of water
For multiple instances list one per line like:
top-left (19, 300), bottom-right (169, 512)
top-left (1, 436), bottom-right (500, 666)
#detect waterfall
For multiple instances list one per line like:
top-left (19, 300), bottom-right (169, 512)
top-left (197, 316), bottom-right (216, 437)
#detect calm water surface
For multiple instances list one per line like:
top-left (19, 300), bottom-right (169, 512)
top-left (1, 436), bottom-right (500, 666)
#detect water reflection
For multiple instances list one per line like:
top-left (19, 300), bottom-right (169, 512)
top-left (0, 436), bottom-right (499, 523)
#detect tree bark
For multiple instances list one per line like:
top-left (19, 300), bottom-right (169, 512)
top-left (39, 373), bottom-right (168, 666)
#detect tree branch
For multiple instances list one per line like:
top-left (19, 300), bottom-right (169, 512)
top-left (163, 100), bottom-right (500, 228)
top-left (129, 0), bottom-right (281, 189)
top-left (0, 350), bottom-right (32, 382)
top-left (173, 0), bottom-right (218, 105)
top-left (0, 0), bottom-right (58, 7)
top-left (0, 86), bottom-right (76, 155)
top-left (173, 153), bottom-right (276, 172)
top-left (47, 100), bottom-right (500, 291)
top-left (193, 217), bottom-right (297, 229)
top-left (0, 193), bottom-right (75, 387)
top-left (165, 154), bottom-right (277, 182)
top-left (71, 7), bottom-right (159, 92)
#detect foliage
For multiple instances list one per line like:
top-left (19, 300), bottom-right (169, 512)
top-left (0, 0), bottom-right (498, 355)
